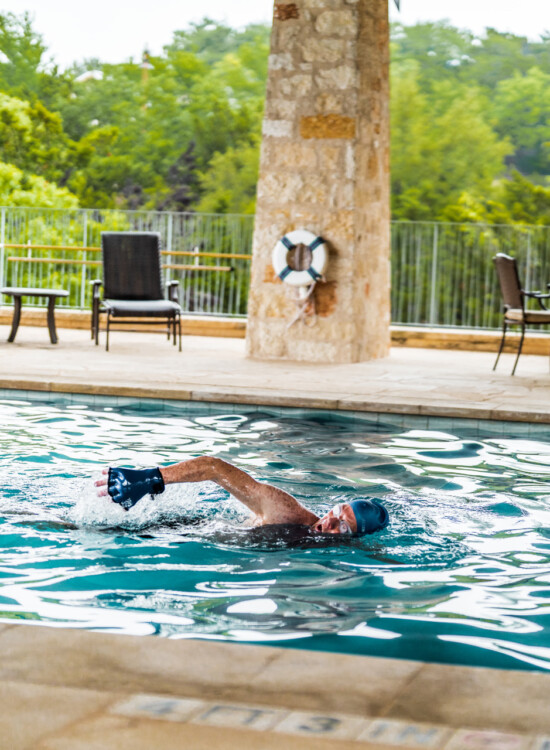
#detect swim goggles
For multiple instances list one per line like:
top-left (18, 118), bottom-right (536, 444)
top-left (331, 503), bottom-right (353, 535)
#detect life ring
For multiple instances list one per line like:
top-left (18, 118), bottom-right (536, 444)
top-left (272, 229), bottom-right (328, 287)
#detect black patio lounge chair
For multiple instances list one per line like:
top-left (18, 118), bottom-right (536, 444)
top-left (493, 253), bottom-right (550, 375)
top-left (91, 231), bottom-right (182, 351)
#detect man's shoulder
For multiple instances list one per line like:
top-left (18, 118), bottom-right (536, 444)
top-left (262, 503), bottom-right (318, 527)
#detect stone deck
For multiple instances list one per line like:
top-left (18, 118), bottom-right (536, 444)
top-left (3, 624), bottom-right (550, 750)
top-left (2, 325), bottom-right (550, 749)
top-left (0, 324), bottom-right (549, 422)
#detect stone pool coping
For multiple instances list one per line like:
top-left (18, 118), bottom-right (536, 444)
top-left (1, 376), bottom-right (549, 425)
top-left (1, 326), bottom-right (550, 424)
top-left (0, 326), bottom-right (550, 424)
top-left (3, 622), bottom-right (550, 750)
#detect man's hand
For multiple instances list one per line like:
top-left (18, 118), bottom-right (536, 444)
top-left (95, 466), bottom-right (165, 511)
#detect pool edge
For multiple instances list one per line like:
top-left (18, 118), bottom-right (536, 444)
top-left (0, 376), bottom-right (549, 425)
top-left (0, 623), bottom-right (549, 749)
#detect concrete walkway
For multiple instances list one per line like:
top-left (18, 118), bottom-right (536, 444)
top-left (0, 324), bottom-right (549, 422)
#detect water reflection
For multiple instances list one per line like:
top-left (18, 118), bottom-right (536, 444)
top-left (0, 400), bottom-right (549, 670)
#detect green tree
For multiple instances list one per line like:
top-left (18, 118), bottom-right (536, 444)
top-left (491, 67), bottom-right (550, 175)
top-left (54, 19), bottom-right (267, 211)
top-left (196, 139), bottom-right (260, 214)
top-left (463, 29), bottom-right (540, 89)
top-left (498, 170), bottom-right (550, 225)
top-left (166, 19), bottom-right (270, 67)
top-left (0, 12), bottom-right (46, 97)
top-left (0, 160), bottom-right (78, 207)
top-left (0, 92), bottom-right (76, 183)
top-left (391, 61), bottom-right (511, 219)
top-left (390, 22), bottom-right (550, 91)
top-left (391, 21), bottom-right (475, 87)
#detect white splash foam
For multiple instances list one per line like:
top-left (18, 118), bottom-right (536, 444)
top-left (66, 477), bottom-right (226, 531)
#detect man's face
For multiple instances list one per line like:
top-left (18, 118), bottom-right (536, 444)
top-left (313, 503), bottom-right (357, 535)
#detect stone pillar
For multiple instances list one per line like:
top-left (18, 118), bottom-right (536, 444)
top-left (246, 0), bottom-right (391, 364)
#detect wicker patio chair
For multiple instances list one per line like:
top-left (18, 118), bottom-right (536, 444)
top-left (91, 231), bottom-right (182, 351)
top-left (493, 253), bottom-right (550, 375)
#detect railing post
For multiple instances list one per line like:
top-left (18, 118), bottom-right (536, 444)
top-left (165, 212), bottom-right (173, 284)
top-left (80, 211), bottom-right (88, 310)
top-left (26, 239), bottom-right (31, 292)
top-left (524, 228), bottom-right (532, 293)
top-left (429, 223), bottom-right (439, 325)
top-left (0, 206), bottom-right (5, 294)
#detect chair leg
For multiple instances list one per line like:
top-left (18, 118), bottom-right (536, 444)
top-left (91, 299), bottom-right (98, 340)
top-left (172, 315), bottom-right (176, 346)
top-left (178, 314), bottom-right (182, 352)
top-left (106, 312), bottom-right (110, 352)
top-left (493, 320), bottom-right (507, 371)
top-left (511, 323), bottom-right (525, 376)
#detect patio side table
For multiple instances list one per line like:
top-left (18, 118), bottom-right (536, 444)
top-left (1, 287), bottom-right (69, 344)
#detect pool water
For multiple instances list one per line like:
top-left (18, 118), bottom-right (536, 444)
top-left (1, 396), bottom-right (550, 672)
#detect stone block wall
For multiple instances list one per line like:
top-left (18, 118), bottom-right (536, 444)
top-left (246, 0), bottom-right (391, 364)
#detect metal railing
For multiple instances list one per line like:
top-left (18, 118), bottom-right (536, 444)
top-left (391, 221), bottom-right (550, 329)
top-left (0, 207), bottom-right (254, 317)
top-left (2, 206), bottom-right (550, 329)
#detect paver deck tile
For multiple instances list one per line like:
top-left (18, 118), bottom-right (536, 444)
top-left (0, 626), bottom-right (275, 698)
top-left (1, 329), bottom-right (550, 426)
top-left (249, 648), bottom-right (422, 715)
top-left (0, 327), bottom-right (548, 421)
top-left (385, 662), bottom-right (550, 734)
top-left (0, 680), bottom-right (116, 750)
top-left (36, 713), bottom-right (377, 750)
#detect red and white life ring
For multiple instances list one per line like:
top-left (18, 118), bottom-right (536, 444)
top-left (272, 229), bottom-right (328, 287)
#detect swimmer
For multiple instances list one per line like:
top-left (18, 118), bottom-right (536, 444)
top-left (95, 457), bottom-right (389, 537)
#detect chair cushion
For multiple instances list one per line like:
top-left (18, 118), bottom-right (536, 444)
top-left (102, 299), bottom-right (181, 317)
top-left (505, 308), bottom-right (550, 323)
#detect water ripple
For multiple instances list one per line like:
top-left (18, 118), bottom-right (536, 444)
top-left (0, 399), bottom-right (550, 671)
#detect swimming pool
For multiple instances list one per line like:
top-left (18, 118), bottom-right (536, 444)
top-left (1, 393), bottom-right (550, 673)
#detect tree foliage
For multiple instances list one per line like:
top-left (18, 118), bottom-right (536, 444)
top-left (391, 61), bottom-right (511, 219)
top-left (1, 13), bottom-right (550, 223)
top-left (0, 160), bottom-right (77, 207)
top-left (391, 22), bottom-right (550, 222)
top-left (50, 19), bottom-right (269, 211)
top-left (0, 12), bottom-right (46, 97)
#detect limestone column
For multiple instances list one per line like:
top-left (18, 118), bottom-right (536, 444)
top-left (246, 0), bottom-right (391, 364)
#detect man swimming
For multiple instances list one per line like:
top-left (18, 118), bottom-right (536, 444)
top-left (95, 456), bottom-right (389, 537)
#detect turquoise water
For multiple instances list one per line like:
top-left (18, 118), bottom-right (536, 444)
top-left (1, 396), bottom-right (550, 672)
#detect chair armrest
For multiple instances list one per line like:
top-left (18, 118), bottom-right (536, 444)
top-left (90, 279), bottom-right (102, 299)
top-left (166, 280), bottom-right (179, 303)
top-left (523, 290), bottom-right (550, 310)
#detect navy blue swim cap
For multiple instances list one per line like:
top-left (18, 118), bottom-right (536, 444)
top-left (349, 499), bottom-right (389, 535)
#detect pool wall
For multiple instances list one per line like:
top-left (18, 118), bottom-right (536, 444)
top-left (1, 386), bottom-right (549, 438)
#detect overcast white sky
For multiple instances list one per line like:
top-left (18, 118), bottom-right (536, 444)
top-left (2, 1), bottom-right (548, 70)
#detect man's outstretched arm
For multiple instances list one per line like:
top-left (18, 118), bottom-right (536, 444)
top-left (96, 456), bottom-right (317, 525)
